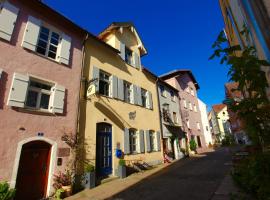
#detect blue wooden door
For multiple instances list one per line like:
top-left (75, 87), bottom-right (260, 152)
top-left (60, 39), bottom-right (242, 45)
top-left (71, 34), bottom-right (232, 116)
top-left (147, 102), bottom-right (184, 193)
top-left (96, 124), bottom-right (112, 177)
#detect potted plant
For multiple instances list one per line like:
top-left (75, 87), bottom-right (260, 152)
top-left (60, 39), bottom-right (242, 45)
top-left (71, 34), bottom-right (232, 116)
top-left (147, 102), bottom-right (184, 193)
top-left (53, 170), bottom-right (72, 197)
top-left (0, 181), bottom-right (16, 200)
top-left (189, 139), bottom-right (197, 154)
top-left (84, 163), bottom-right (95, 189)
top-left (118, 159), bottom-right (126, 179)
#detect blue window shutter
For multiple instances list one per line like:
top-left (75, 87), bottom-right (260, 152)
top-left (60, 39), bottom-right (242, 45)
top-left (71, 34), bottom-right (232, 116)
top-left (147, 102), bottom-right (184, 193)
top-left (145, 130), bottom-right (151, 152)
top-left (137, 86), bottom-right (142, 106)
top-left (120, 42), bottom-right (125, 60)
top-left (112, 75), bottom-right (118, 98)
top-left (92, 66), bottom-right (99, 93)
top-left (124, 128), bottom-right (130, 154)
top-left (156, 131), bottom-right (161, 151)
top-left (139, 130), bottom-right (145, 153)
top-left (117, 78), bottom-right (124, 100)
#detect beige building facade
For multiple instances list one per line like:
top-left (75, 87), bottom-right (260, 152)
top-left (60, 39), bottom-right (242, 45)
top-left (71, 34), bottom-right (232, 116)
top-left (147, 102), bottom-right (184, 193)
top-left (79, 23), bottom-right (163, 178)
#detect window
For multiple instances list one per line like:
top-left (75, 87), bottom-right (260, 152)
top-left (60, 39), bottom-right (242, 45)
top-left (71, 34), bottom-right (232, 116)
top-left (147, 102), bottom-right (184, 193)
top-left (160, 85), bottom-right (166, 97)
top-left (183, 99), bottom-right (187, 108)
top-left (186, 119), bottom-right (190, 129)
top-left (149, 130), bottom-right (155, 151)
top-left (141, 88), bottom-right (147, 107)
top-left (99, 71), bottom-right (110, 96)
top-left (36, 26), bottom-right (60, 60)
top-left (124, 81), bottom-right (132, 103)
top-left (190, 88), bottom-right (194, 96)
top-left (197, 122), bottom-right (201, 130)
top-left (189, 102), bottom-right (193, 110)
top-left (26, 80), bottom-right (52, 110)
top-left (194, 104), bottom-right (197, 112)
top-left (125, 47), bottom-right (133, 65)
top-left (173, 112), bottom-right (178, 124)
top-left (162, 104), bottom-right (170, 122)
top-left (129, 129), bottom-right (137, 153)
top-left (197, 136), bottom-right (202, 147)
top-left (186, 87), bottom-right (190, 93)
top-left (170, 90), bottom-right (175, 101)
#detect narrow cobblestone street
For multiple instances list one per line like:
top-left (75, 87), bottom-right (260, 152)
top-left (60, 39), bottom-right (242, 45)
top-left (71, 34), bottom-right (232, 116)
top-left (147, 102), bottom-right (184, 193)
top-left (110, 148), bottom-right (232, 200)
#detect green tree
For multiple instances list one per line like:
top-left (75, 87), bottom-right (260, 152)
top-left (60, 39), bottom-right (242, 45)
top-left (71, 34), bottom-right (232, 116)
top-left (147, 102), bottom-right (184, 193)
top-left (209, 30), bottom-right (270, 151)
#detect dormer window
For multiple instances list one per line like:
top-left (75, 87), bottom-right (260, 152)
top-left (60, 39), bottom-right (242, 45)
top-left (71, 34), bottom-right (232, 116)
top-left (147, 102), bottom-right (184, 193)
top-left (125, 47), bottom-right (133, 65)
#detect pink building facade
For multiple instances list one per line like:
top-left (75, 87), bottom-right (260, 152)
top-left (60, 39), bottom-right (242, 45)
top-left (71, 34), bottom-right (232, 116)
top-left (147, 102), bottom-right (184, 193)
top-left (0, 0), bottom-right (85, 198)
top-left (160, 70), bottom-right (207, 152)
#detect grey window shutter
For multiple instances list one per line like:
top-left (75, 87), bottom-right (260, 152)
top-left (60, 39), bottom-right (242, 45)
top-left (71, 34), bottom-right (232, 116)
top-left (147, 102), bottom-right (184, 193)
top-left (117, 78), bottom-right (124, 100)
top-left (146, 91), bottom-right (153, 109)
top-left (51, 84), bottom-right (65, 114)
top-left (58, 33), bottom-right (71, 65)
top-left (156, 131), bottom-right (161, 151)
top-left (139, 130), bottom-right (145, 153)
top-left (92, 66), bottom-right (99, 93)
top-left (134, 52), bottom-right (141, 69)
top-left (120, 42), bottom-right (125, 60)
top-left (112, 75), bottom-right (118, 98)
top-left (137, 86), bottom-right (142, 106)
top-left (0, 1), bottom-right (19, 42)
top-left (7, 73), bottom-right (29, 108)
top-left (22, 16), bottom-right (41, 51)
top-left (131, 84), bottom-right (137, 104)
top-left (145, 130), bottom-right (151, 152)
top-left (124, 128), bottom-right (130, 154)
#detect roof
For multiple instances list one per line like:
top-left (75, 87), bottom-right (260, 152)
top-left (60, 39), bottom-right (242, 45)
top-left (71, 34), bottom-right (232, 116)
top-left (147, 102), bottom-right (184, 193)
top-left (98, 22), bottom-right (147, 56)
top-left (24, 0), bottom-right (119, 54)
top-left (212, 104), bottom-right (226, 113)
top-left (159, 69), bottom-right (200, 90)
top-left (158, 79), bottom-right (179, 92)
top-left (225, 82), bottom-right (242, 99)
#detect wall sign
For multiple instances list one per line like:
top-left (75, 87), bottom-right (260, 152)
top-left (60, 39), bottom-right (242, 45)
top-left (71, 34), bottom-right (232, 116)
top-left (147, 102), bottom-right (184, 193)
top-left (129, 111), bottom-right (136, 120)
top-left (57, 148), bottom-right (70, 157)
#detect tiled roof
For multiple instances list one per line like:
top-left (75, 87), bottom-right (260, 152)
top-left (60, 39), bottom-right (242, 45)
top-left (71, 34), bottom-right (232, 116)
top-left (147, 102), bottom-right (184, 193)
top-left (212, 104), bottom-right (226, 113)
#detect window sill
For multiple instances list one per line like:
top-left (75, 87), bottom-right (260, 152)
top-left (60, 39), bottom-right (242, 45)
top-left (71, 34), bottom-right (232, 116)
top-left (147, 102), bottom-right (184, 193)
top-left (18, 107), bottom-right (56, 116)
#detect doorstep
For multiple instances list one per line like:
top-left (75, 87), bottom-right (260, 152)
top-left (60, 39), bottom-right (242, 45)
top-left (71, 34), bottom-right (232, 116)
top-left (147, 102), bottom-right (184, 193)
top-left (65, 161), bottom-right (174, 200)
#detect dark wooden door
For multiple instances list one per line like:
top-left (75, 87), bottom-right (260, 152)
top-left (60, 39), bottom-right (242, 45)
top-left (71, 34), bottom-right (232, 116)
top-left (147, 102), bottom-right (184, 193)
top-left (15, 141), bottom-right (51, 200)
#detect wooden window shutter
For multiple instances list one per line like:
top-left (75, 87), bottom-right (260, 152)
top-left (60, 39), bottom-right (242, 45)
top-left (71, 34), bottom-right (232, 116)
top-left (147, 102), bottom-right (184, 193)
top-left (120, 41), bottom-right (125, 60)
top-left (146, 91), bottom-right (153, 109)
top-left (58, 33), bottom-right (71, 65)
top-left (111, 75), bottom-right (118, 98)
top-left (51, 84), bottom-right (65, 114)
top-left (7, 73), bottom-right (29, 108)
top-left (134, 52), bottom-right (141, 69)
top-left (123, 128), bottom-right (130, 154)
top-left (131, 84), bottom-right (137, 104)
top-left (0, 1), bottom-right (19, 41)
top-left (156, 131), bottom-right (161, 151)
top-left (92, 66), bottom-right (99, 93)
top-left (145, 130), bottom-right (151, 152)
top-left (117, 78), bottom-right (124, 100)
top-left (137, 86), bottom-right (142, 106)
top-left (139, 130), bottom-right (145, 153)
top-left (21, 15), bottom-right (41, 51)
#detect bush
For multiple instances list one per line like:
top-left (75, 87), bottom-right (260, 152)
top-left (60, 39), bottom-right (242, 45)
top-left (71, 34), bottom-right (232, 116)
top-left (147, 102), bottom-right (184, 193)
top-left (53, 170), bottom-right (72, 189)
top-left (119, 159), bottom-right (126, 166)
top-left (189, 139), bottom-right (197, 151)
top-left (232, 152), bottom-right (270, 200)
top-left (0, 182), bottom-right (16, 200)
top-left (84, 163), bottom-right (95, 173)
top-left (221, 134), bottom-right (235, 146)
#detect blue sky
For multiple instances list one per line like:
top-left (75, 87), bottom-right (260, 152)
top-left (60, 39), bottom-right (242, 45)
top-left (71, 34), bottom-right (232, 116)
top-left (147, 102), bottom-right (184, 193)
top-left (44, 0), bottom-right (228, 109)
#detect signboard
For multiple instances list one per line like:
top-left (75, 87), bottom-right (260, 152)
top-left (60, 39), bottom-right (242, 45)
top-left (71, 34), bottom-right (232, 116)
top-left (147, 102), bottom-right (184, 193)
top-left (87, 84), bottom-right (96, 98)
top-left (57, 148), bottom-right (70, 157)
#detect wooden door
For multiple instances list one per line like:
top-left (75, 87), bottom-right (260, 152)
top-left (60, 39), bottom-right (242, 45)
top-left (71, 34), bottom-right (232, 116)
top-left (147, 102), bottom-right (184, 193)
top-left (15, 141), bottom-right (51, 200)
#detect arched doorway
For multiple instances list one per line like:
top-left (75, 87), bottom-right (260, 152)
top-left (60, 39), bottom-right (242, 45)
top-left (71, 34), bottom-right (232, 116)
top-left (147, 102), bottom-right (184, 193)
top-left (15, 141), bottom-right (51, 200)
top-left (96, 123), bottom-right (112, 178)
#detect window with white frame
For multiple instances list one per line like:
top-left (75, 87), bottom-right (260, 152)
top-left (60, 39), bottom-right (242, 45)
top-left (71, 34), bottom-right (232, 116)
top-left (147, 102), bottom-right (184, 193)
top-left (26, 79), bottom-right (52, 110)
top-left (36, 26), bottom-right (60, 60)
top-left (129, 129), bottom-right (137, 153)
top-left (124, 81), bottom-right (132, 103)
top-left (190, 87), bottom-right (194, 96)
top-left (141, 88), bottom-right (147, 107)
top-left (125, 47), bottom-right (133, 65)
top-left (194, 104), bottom-right (197, 112)
top-left (197, 122), bottom-right (201, 130)
top-left (99, 71), bottom-right (110, 96)
top-left (160, 85), bottom-right (166, 97)
top-left (189, 102), bottom-right (193, 110)
top-left (149, 130), bottom-right (156, 151)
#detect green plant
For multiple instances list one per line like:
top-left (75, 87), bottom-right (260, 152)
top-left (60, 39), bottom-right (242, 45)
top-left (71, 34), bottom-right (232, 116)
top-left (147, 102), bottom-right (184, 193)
top-left (53, 170), bottom-right (72, 189)
top-left (54, 188), bottom-right (65, 200)
top-left (189, 139), bottom-right (197, 151)
top-left (221, 134), bottom-right (235, 146)
top-left (84, 163), bottom-right (95, 173)
top-left (0, 182), bottom-right (16, 200)
top-left (119, 159), bottom-right (126, 166)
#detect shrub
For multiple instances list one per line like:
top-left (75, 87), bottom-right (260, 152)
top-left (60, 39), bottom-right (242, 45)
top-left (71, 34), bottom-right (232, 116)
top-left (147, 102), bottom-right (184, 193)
top-left (232, 152), bottom-right (270, 200)
top-left (221, 134), bottom-right (235, 146)
top-left (53, 170), bottom-right (72, 189)
top-left (54, 188), bottom-right (65, 200)
top-left (119, 159), bottom-right (126, 166)
top-left (84, 163), bottom-right (95, 173)
top-left (0, 182), bottom-right (16, 200)
top-left (189, 139), bottom-right (197, 151)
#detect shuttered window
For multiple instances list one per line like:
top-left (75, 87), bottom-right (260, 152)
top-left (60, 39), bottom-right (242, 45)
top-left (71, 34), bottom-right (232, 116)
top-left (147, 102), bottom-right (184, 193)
top-left (124, 81), bottom-right (131, 103)
top-left (99, 71), bottom-right (110, 96)
top-left (129, 129), bottom-right (137, 154)
top-left (141, 88), bottom-right (147, 107)
top-left (149, 130), bottom-right (155, 151)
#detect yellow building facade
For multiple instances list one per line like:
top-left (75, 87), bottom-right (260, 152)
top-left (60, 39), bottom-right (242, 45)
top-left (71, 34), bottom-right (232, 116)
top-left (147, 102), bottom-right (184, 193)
top-left (80, 23), bottom-right (163, 178)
